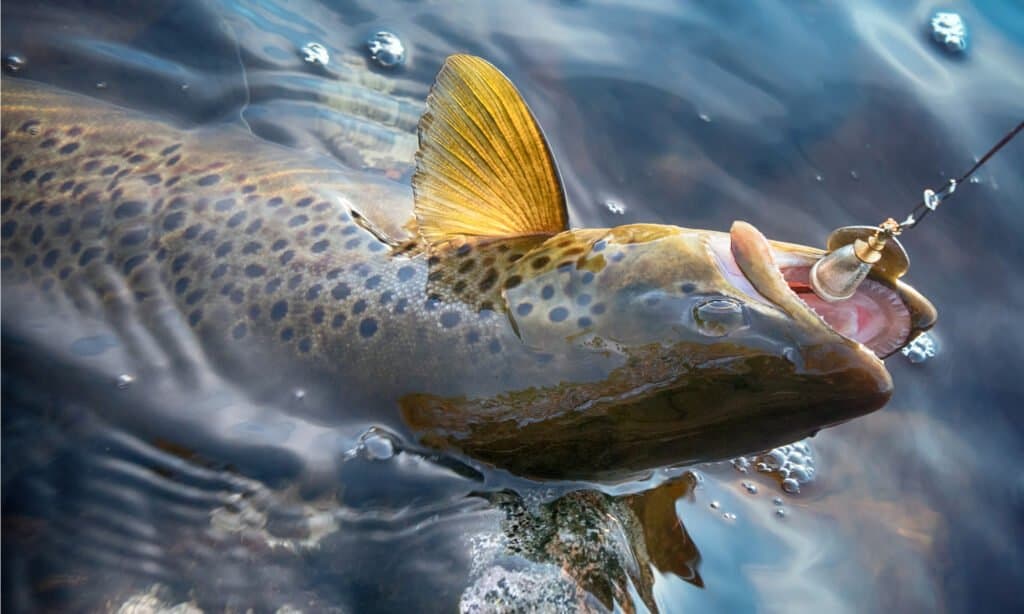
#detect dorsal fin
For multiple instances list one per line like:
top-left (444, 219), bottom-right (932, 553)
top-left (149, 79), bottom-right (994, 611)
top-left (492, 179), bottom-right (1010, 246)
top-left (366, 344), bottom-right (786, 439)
top-left (412, 55), bottom-right (569, 250)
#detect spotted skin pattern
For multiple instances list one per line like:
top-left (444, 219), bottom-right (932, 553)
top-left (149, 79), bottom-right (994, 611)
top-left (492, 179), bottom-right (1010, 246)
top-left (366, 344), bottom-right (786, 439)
top-left (0, 79), bottom-right (609, 398)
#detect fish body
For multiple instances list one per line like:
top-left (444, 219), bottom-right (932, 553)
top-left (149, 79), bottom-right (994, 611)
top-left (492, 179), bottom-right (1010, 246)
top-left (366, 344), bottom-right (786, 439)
top-left (1, 56), bottom-right (936, 480)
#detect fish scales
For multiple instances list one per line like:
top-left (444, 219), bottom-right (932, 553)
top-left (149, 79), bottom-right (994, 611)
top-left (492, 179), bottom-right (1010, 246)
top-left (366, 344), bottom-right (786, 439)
top-left (0, 79), bottom-right (545, 396)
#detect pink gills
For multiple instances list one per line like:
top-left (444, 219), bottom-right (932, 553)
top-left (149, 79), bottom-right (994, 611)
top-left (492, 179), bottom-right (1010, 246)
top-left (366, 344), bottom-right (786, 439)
top-left (1, 55), bottom-right (936, 480)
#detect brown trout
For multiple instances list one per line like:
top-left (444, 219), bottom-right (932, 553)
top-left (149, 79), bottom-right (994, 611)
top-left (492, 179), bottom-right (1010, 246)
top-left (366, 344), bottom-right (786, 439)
top-left (0, 55), bottom-right (936, 480)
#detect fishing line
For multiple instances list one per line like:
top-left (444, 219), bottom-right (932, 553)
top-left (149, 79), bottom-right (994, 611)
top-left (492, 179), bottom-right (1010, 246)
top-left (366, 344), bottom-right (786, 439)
top-left (809, 120), bottom-right (1024, 303)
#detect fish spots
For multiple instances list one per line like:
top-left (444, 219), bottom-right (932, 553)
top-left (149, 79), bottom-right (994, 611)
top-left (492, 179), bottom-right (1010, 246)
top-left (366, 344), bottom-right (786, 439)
top-left (215, 242), bottom-right (233, 258)
top-left (20, 120), bottom-right (41, 135)
top-left (215, 198), bottom-right (235, 212)
top-left (549, 307), bottom-right (569, 322)
top-left (39, 138), bottom-right (58, 149)
top-left (245, 264), bottom-right (266, 278)
top-left (197, 174), bottom-right (221, 187)
top-left (577, 316), bottom-right (593, 328)
top-left (680, 282), bottom-right (696, 294)
top-left (440, 311), bottom-right (461, 328)
top-left (344, 238), bottom-right (361, 250)
top-left (188, 309), bottom-right (203, 326)
top-left (272, 239), bottom-right (287, 251)
top-left (531, 255), bottom-right (550, 270)
top-left (128, 154), bottom-right (147, 164)
top-left (353, 299), bottom-right (367, 315)
top-left (58, 142), bottom-right (80, 155)
top-left (20, 170), bottom-right (37, 183)
top-left (160, 144), bottom-right (182, 157)
top-left (248, 304), bottom-right (261, 319)
top-left (82, 160), bottom-right (101, 172)
top-left (58, 180), bottom-right (74, 193)
top-left (288, 215), bottom-right (308, 228)
top-left (242, 241), bottom-right (262, 255)
top-left (279, 250), bottom-right (295, 265)
top-left (267, 197), bottom-right (284, 208)
top-left (466, 330), bottom-right (480, 344)
top-left (397, 265), bottom-right (415, 282)
top-left (541, 285), bottom-right (555, 300)
top-left (175, 277), bottom-right (191, 295)
top-left (488, 339), bottom-right (501, 354)
top-left (298, 338), bottom-right (312, 353)
top-left (332, 282), bottom-right (351, 300)
top-left (30, 225), bottom-right (44, 245)
top-left (359, 318), bottom-right (378, 338)
top-left (163, 212), bottom-right (185, 231)
top-left (516, 303), bottom-right (533, 316)
top-left (295, 197), bottom-right (314, 208)
top-left (78, 246), bottom-right (103, 266)
top-left (42, 249), bottom-right (60, 269)
top-left (100, 165), bottom-right (119, 176)
top-left (227, 211), bottom-right (247, 228)
top-left (332, 313), bottom-right (346, 328)
top-left (576, 293), bottom-right (592, 306)
top-left (311, 239), bottom-right (329, 253)
top-left (185, 290), bottom-right (205, 306)
top-left (478, 268), bottom-right (498, 292)
top-left (281, 328), bottom-right (294, 342)
top-left (114, 201), bottom-right (145, 219)
top-left (232, 323), bottom-right (247, 339)
top-left (245, 219), bottom-right (263, 234)
top-left (503, 275), bottom-right (522, 290)
top-left (1, 220), bottom-right (16, 239)
top-left (365, 275), bottom-right (381, 289)
top-left (458, 259), bottom-right (475, 274)
top-left (270, 300), bottom-right (288, 321)
top-left (311, 306), bottom-right (325, 324)
top-left (6, 156), bottom-right (25, 173)
top-left (591, 303), bottom-right (607, 315)
top-left (581, 271), bottom-right (595, 285)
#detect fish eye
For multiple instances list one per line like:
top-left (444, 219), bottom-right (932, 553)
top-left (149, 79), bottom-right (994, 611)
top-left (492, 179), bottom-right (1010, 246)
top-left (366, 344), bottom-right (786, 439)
top-left (692, 297), bottom-right (746, 337)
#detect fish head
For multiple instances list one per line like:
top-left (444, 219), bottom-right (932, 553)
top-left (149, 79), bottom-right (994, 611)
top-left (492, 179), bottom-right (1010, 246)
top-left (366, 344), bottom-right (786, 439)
top-left (428, 220), bottom-right (938, 479)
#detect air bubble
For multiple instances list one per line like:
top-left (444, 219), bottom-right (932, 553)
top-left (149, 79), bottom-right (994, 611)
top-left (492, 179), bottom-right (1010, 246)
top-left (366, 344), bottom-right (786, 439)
top-left (366, 31), bottom-right (405, 68)
top-left (95, 81), bottom-right (108, 90)
top-left (781, 478), bottom-right (800, 494)
top-left (709, 500), bottom-right (720, 510)
top-left (698, 112), bottom-right (711, 123)
top-left (930, 12), bottom-right (967, 53)
top-left (116, 374), bottom-right (135, 389)
top-left (849, 170), bottom-right (860, 181)
top-left (815, 174), bottom-right (824, 182)
top-left (722, 512), bottom-right (736, 521)
top-left (301, 42), bottom-right (330, 66)
top-left (772, 497), bottom-right (783, 506)
top-left (741, 481), bottom-right (758, 494)
top-left (357, 428), bottom-right (396, 460)
top-left (3, 54), bottom-right (25, 74)
top-left (731, 457), bottom-right (750, 473)
top-left (736, 440), bottom-right (816, 493)
top-left (775, 508), bottom-right (786, 518)
top-left (292, 388), bottom-right (306, 401)
top-left (604, 199), bottom-right (626, 215)
top-left (901, 331), bottom-right (937, 364)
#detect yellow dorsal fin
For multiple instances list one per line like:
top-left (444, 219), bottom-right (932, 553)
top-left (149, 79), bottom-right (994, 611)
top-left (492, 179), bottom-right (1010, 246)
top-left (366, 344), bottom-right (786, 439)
top-left (412, 55), bottom-right (569, 249)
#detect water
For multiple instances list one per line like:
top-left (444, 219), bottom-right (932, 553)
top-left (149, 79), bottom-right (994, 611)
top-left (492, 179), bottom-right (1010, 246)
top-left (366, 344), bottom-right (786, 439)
top-left (2, 0), bottom-right (1023, 611)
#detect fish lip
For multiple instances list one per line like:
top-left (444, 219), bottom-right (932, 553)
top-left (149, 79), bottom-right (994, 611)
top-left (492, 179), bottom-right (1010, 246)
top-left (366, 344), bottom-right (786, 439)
top-left (724, 221), bottom-right (926, 360)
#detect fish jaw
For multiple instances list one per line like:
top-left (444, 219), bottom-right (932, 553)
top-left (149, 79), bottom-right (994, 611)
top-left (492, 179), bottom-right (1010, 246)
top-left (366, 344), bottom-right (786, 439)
top-left (718, 221), bottom-right (936, 359)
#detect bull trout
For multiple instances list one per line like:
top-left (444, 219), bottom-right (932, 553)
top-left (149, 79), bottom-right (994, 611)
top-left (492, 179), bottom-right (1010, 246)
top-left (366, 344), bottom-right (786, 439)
top-left (1, 55), bottom-right (935, 480)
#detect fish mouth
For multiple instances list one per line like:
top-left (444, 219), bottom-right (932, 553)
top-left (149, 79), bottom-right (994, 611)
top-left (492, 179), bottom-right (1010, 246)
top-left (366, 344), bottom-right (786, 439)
top-left (712, 222), bottom-right (936, 358)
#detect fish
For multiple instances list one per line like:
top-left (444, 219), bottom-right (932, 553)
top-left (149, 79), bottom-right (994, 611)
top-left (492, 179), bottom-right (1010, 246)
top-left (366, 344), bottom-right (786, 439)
top-left (0, 54), bottom-right (936, 481)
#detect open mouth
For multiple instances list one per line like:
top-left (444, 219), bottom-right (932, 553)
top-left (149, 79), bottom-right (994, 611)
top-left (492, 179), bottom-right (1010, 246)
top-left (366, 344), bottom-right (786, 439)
top-left (711, 223), bottom-right (911, 358)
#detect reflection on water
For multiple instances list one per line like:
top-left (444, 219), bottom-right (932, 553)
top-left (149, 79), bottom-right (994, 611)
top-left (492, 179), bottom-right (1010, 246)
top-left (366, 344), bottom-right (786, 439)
top-left (3, 0), bottom-right (1024, 612)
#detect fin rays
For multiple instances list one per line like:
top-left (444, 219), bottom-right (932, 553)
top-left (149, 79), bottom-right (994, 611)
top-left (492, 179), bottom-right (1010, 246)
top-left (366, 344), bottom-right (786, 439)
top-left (412, 55), bottom-right (568, 248)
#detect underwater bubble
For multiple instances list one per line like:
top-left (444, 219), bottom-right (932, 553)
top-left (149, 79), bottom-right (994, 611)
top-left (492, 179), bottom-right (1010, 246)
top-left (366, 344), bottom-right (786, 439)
top-left (849, 170), bottom-right (860, 181)
top-left (604, 199), bottom-right (626, 215)
top-left (357, 428), bottom-right (396, 461)
top-left (301, 41), bottom-right (330, 66)
top-left (969, 176), bottom-right (981, 184)
top-left (292, 388), bottom-right (306, 401)
top-left (115, 374), bottom-right (135, 389)
top-left (772, 497), bottom-right (783, 506)
top-left (95, 81), bottom-right (108, 89)
top-left (930, 12), bottom-right (967, 53)
top-left (781, 478), bottom-right (800, 494)
top-left (815, 174), bottom-right (824, 182)
top-left (709, 500), bottom-right (720, 510)
top-left (722, 512), bottom-right (737, 521)
top-left (3, 53), bottom-right (25, 73)
top-left (698, 112), bottom-right (712, 123)
top-left (366, 31), bottom-right (405, 68)
top-left (775, 508), bottom-right (787, 518)
top-left (901, 331), bottom-right (937, 363)
top-left (742, 481), bottom-right (758, 495)
top-left (731, 457), bottom-right (751, 473)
